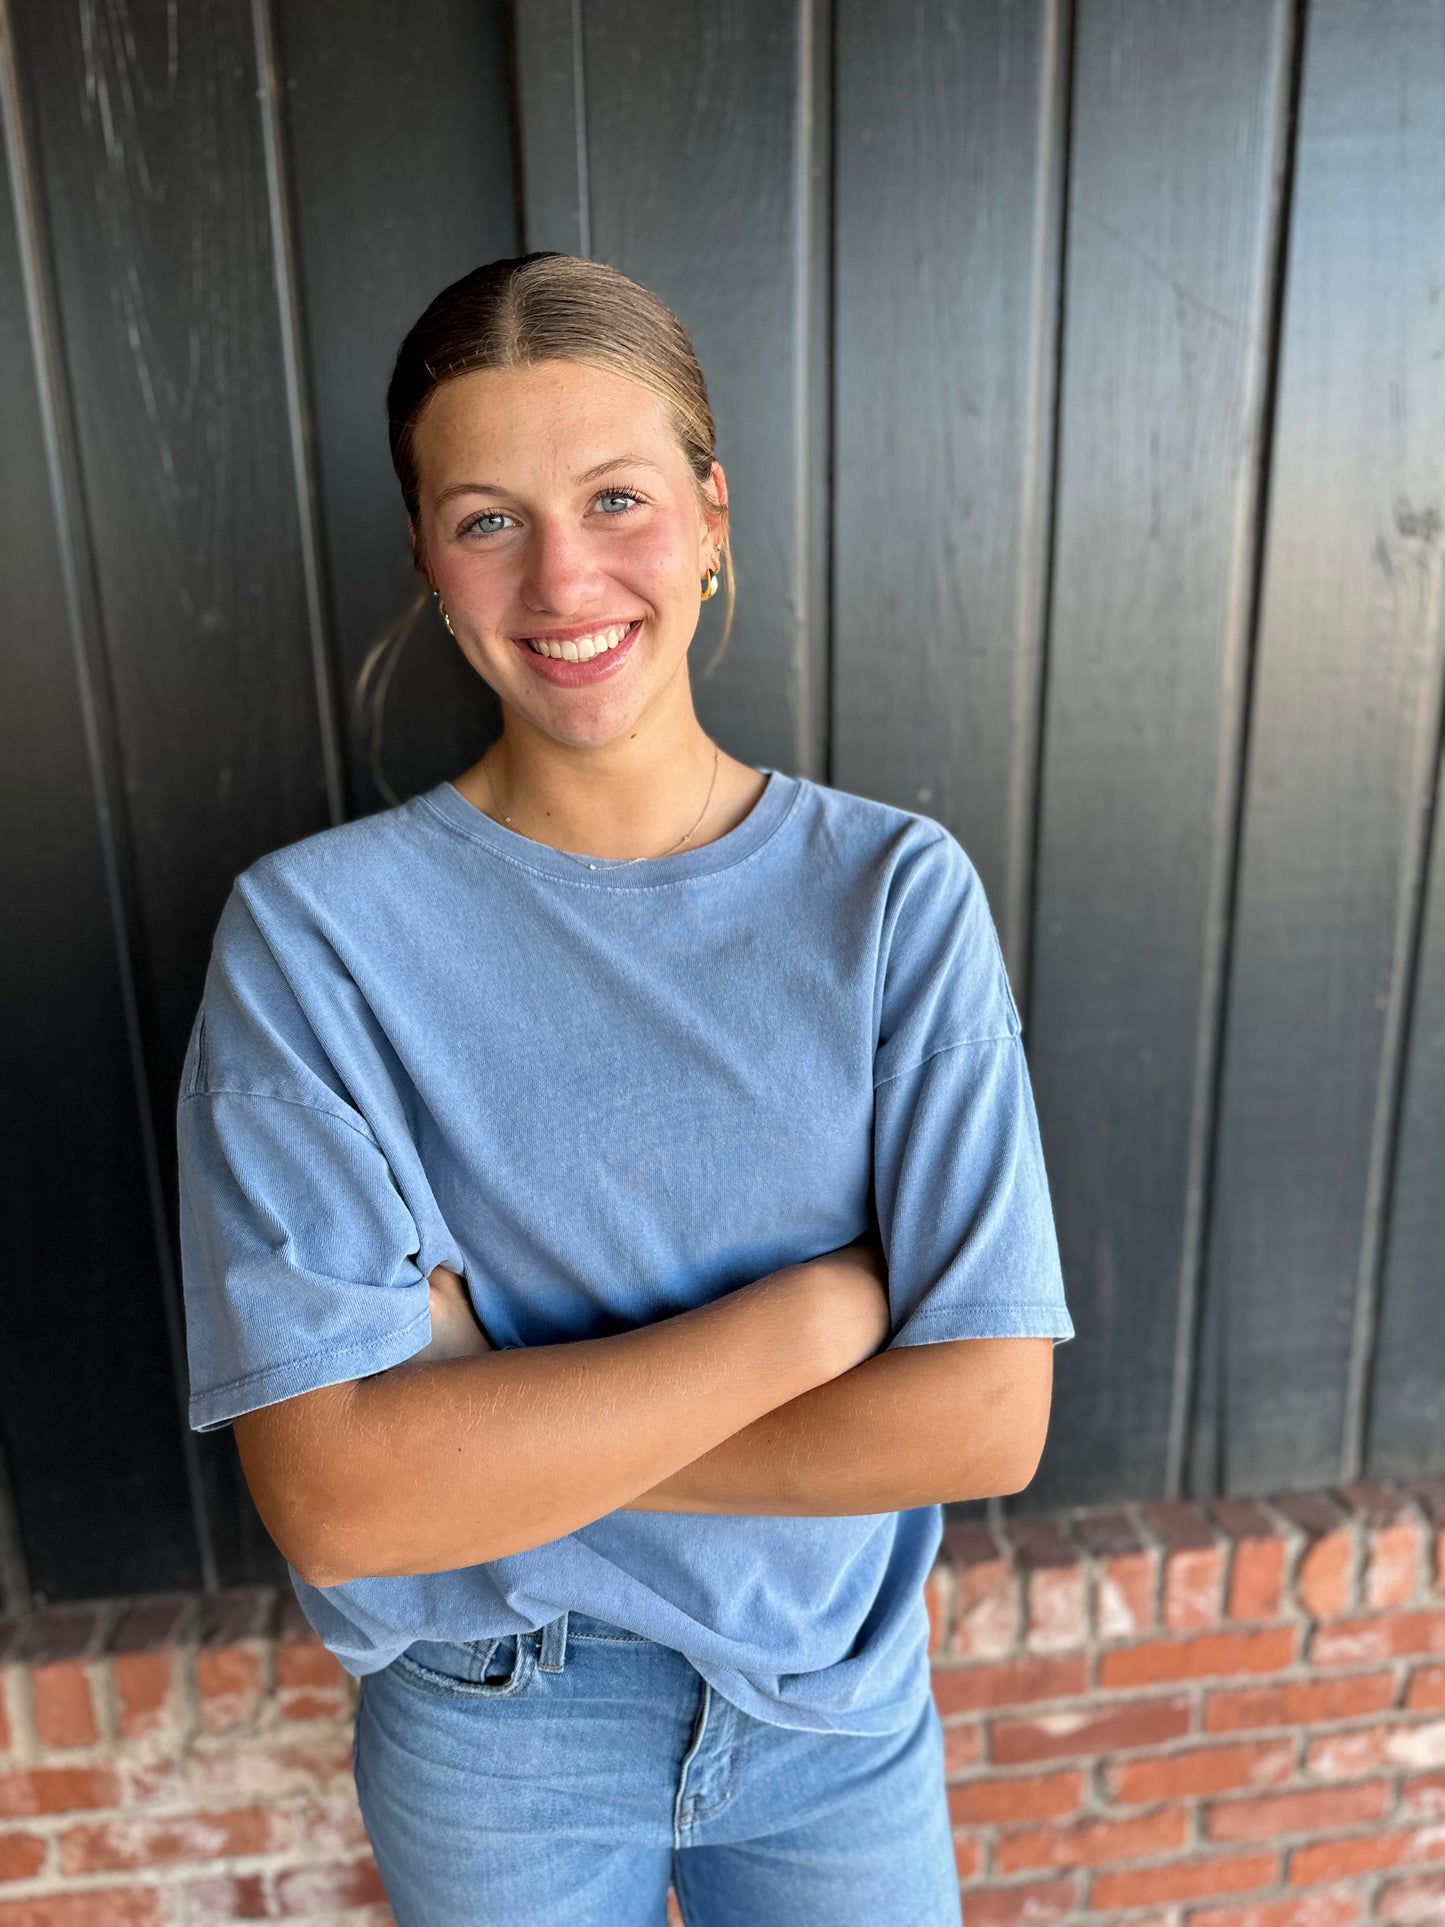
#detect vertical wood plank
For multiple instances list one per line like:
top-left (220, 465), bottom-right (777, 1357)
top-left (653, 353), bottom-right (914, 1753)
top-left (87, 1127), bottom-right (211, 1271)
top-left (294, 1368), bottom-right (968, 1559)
top-left (1198, 0), bottom-right (1445, 1494)
top-left (1366, 764), bottom-right (1445, 1479)
top-left (833, 0), bottom-right (1065, 928)
top-left (551, 0), bottom-right (830, 778)
top-left (1025, 0), bottom-right (1293, 1509)
top-left (512, 0), bottom-right (589, 256)
top-left (275, 0), bottom-right (520, 812)
top-left (10, 0), bottom-right (340, 1585)
top-left (0, 7), bottom-right (203, 1599)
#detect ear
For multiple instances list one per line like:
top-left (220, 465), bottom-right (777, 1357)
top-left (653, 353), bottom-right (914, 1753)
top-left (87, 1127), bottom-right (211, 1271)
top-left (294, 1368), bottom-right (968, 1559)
top-left (700, 460), bottom-right (729, 557)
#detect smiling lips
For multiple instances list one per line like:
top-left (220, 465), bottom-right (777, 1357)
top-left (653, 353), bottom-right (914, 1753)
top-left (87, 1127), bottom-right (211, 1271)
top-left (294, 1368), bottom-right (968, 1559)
top-left (521, 620), bottom-right (639, 662)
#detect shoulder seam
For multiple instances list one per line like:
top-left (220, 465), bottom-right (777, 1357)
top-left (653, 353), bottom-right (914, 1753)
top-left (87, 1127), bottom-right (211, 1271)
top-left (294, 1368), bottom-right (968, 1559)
top-left (178, 1085), bottom-right (380, 1145)
top-left (874, 1030), bottom-right (1019, 1091)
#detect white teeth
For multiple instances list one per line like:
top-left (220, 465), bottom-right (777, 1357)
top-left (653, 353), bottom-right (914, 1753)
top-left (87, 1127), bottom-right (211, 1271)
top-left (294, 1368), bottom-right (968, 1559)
top-left (527, 621), bottom-right (634, 660)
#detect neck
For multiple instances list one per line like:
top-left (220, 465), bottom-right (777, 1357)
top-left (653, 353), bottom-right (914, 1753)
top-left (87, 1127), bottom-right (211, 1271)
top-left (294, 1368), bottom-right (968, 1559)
top-left (458, 693), bottom-right (726, 863)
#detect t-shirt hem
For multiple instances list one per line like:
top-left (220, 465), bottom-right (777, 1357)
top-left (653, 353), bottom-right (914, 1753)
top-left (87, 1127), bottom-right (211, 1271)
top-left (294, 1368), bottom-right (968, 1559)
top-left (188, 1307), bottom-right (433, 1432)
top-left (890, 1302), bottom-right (1076, 1347)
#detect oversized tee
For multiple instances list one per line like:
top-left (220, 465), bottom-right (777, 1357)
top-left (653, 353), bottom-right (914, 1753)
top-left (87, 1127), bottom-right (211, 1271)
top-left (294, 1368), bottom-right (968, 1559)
top-left (177, 766), bottom-right (1075, 1736)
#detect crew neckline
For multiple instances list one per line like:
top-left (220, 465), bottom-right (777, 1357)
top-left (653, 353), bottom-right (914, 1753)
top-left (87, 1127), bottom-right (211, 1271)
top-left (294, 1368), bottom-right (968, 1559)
top-left (419, 764), bottom-right (801, 888)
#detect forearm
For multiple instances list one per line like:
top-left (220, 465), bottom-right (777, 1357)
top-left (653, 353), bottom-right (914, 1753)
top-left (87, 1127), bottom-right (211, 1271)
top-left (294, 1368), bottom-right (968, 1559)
top-left (620, 1337), bottom-right (1047, 1515)
top-left (288, 1268), bottom-right (843, 1584)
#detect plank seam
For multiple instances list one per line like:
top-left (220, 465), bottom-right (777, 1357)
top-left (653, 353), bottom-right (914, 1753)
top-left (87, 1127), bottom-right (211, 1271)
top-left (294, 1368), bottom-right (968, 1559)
top-left (0, 0), bottom-right (215, 1594)
top-left (251, 0), bottom-right (347, 829)
top-left (1180, 0), bottom-right (1309, 1503)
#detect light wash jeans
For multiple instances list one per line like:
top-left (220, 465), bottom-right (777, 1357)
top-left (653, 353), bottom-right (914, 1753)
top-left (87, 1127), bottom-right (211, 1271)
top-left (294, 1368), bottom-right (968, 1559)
top-left (352, 1608), bottom-right (964, 1925)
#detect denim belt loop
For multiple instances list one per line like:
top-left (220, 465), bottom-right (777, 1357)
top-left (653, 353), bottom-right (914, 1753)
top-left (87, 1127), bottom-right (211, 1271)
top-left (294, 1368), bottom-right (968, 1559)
top-left (537, 1610), bottom-right (569, 1673)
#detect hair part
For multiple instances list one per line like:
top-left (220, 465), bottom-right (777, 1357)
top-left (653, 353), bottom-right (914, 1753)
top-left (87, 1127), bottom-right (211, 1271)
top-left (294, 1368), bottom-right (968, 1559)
top-left (355, 253), bottom-right (736, 802)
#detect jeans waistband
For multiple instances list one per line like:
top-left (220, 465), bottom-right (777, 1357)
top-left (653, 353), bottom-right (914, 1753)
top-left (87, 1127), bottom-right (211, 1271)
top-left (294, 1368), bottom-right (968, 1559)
top-left (402, 1609), bottom-right (648, 1686)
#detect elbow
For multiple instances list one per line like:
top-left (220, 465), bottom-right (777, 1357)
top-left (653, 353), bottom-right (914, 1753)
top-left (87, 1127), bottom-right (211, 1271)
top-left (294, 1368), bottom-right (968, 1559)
top-left (232, 1389), bottom-right (386, 1588)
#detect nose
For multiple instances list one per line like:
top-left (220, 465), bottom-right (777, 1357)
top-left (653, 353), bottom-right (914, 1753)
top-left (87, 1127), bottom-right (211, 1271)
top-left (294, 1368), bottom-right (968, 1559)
top-left (517, 514), bottom-right (599, 617)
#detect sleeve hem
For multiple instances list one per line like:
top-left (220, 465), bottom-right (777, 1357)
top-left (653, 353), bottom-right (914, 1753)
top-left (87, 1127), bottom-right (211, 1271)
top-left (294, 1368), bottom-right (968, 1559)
top-left (889, 1301), bottom-right (1076, 1349)
top-left (188, 1305), bottom-right (433, 1433)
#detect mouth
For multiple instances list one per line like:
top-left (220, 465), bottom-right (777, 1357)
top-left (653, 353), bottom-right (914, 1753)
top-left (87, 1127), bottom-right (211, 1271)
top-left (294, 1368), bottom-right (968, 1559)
top-left (516, 618), bottom-right (643, 663)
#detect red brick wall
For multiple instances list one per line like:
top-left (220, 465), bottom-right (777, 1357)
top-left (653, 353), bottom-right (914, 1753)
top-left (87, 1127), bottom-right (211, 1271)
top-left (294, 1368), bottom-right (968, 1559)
top-left (2, 1476), bottom-right (1443, 1925)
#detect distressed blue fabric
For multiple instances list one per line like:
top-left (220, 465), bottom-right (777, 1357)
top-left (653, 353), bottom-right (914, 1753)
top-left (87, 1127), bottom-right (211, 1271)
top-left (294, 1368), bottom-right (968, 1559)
top-left (177, 767), bottom-right (1074, 1736)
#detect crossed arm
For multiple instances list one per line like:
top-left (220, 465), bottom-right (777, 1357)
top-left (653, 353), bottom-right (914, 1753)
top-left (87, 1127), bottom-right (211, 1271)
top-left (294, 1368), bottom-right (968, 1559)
top-left (421, 1263), bottom-right (1053, 1518)
top-left (235, 1251), bottom-right (1053, 1586)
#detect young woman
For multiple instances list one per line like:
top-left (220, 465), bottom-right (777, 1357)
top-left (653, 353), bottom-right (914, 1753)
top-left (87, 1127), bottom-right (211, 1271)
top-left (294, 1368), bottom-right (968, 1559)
top-left (177, 253), bottom-right (1074, 1926)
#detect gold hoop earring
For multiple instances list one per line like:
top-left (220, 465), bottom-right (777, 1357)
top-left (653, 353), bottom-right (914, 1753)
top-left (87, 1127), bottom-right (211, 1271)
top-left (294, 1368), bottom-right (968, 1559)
top-left (701, 563), bottom-right (720, 602)
top-left (434, 590), bottom-right (456, 638)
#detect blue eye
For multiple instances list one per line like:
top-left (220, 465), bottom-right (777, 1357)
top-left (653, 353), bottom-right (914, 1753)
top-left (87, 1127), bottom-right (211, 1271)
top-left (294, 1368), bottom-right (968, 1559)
top-left (456, 486), bottom-right (645, 541)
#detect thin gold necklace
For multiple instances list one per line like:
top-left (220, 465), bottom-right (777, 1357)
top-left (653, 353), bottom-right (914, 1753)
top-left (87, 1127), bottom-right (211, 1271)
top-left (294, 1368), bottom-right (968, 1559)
top-left (480, 744), bottom-right (721, 870)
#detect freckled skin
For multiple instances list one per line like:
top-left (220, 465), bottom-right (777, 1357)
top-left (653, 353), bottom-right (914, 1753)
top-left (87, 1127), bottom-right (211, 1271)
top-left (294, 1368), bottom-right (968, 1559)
top-left (408, 361), bottom-right (762, 859)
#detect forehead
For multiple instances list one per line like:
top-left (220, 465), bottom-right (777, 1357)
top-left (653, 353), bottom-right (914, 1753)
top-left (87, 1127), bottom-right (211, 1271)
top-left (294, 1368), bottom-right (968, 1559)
top-left (413, 359), bottom-right (677, 481)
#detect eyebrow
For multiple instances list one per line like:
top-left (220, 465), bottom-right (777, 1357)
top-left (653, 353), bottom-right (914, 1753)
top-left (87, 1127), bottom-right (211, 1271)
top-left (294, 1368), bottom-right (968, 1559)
top-left (432, 455), bottom-right (665, 508)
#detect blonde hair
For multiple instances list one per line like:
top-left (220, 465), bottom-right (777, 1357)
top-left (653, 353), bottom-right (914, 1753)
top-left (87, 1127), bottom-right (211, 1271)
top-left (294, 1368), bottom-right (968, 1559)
top-left (355, 253), bottom-right (735, 798)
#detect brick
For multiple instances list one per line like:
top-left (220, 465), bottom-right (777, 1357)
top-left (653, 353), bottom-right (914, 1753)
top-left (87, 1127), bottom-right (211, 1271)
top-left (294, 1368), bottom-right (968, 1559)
top-left (1006, 1518), bottom-right (1086, 1652)
top-left (954, 1833), bottom-right (982, 1879)
top-left (1405, 1481), bottom-right (1445, 1594)
top-left (57, 1802), bottom-right (290, 1875)
top-left (110, 1651), bottom-right (176, 1745)
top-left (1338, 1482), bottom-right (1426, 1609)
top-left (15, 1608), bottom-right (109, 1752)
top-left (1189, 1889), bottom-right (1366, 1927)
top-left (294, 1789), bottom-right (371, 1854)
top-left (0, 1767), bottom-right (121, 1818)
top-left (1098, 1623), bottom-right (1299, 1690)
top-left (991, 1694), bottom-right (1192, 1765)
top-left (943, 1722), bottom-right (984, 1774)
top-left (1072, 1507), bottom-right (1158, 1639)
top-left (1210, 1498), bottom-right (1290, 1622)
top-left (107, 1597), bottom-right (192, 1743)
top-left (1270, 1493), bottom-right (1357, 1619)
top-left (195, 1643), bottom-right (264, 1734)
top-left (948, 1768), bottom-right (1084, 1826)
top-left (944, 1522), bottom-right (1017, 1659)
top-left (1289, 1826), bottom-right (1445, 1883)
top-left (1141, 1501), bottom-right (1226, 1631)
top-left (1204, 1671), bottom-right (1397, 1733)
top-left (1105, 1737), bottom-right (1295, 1804)
top-left (923, 1563), bottom-right (951, 1656)
top-left (0, 1832), bottom-right (46, 1882)
top-left (1205, 1779), bottom-right (1393, 1842)
top-left (1305, 1725), bottom-right (1390, 1779)
top-left (270, 1859), bottom-right (389, 1914)
top-left (1090, 1849), bottom-right (1277, 1909)
top-left (176, 1872), bottom-right (268, 1923)
top-left (1385, 1721), bottom-right (1445, 1770)
top-left (195, 1589), bottom-right (275, 1736)
top-left (1406, 1666), bottom-right (1445, 1713)
top-left (28, 1667), bottom-right (98, 1753)
top-left (1312, 1609), bottom-right (1445, 1667)
top-left (1378, 1870), bottom-right (1445, 1921)
top-left (0, 1893), bottom-right (164, 1926)
top-left (931, 1651), bottom-right (1086, 1717)
top-left (107, 1596), bottom-right (193, 1655)
top-left (1399, 1772), bottom-right (1445, 1822)
top-left (949, 1877), bottom-right (1076, 1925)
top-left (993, 1803), bottom-right (1186, 1874)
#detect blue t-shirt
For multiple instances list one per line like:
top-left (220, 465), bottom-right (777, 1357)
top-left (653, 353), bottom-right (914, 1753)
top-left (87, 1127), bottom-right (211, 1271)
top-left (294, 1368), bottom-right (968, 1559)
top-left (177, 766), bottom-right (1074, 1735)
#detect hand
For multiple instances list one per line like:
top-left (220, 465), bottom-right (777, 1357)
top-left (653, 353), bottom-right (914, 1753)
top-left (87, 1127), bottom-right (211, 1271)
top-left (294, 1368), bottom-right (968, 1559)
top-left (783, 1231), bottom-right (892, 1376)
top-left (416, 1263), bottom-right (497, 1363)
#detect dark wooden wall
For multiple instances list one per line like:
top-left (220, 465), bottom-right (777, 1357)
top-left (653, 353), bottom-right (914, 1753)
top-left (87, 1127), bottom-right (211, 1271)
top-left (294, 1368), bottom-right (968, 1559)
top-left (1, 0), bottom-right (1441, 1608)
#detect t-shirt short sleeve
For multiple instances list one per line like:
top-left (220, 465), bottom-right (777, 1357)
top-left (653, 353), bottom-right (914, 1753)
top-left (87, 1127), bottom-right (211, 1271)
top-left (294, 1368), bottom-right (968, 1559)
top-left (176, 888), bottom-right (433, 1433)
top-left (871, 830), bottom-right (1075, 1350)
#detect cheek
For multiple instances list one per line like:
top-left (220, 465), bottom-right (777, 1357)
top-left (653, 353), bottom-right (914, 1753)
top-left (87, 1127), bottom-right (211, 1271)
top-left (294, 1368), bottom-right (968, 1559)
top-left (616, 518), bottom-right (695, 592)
